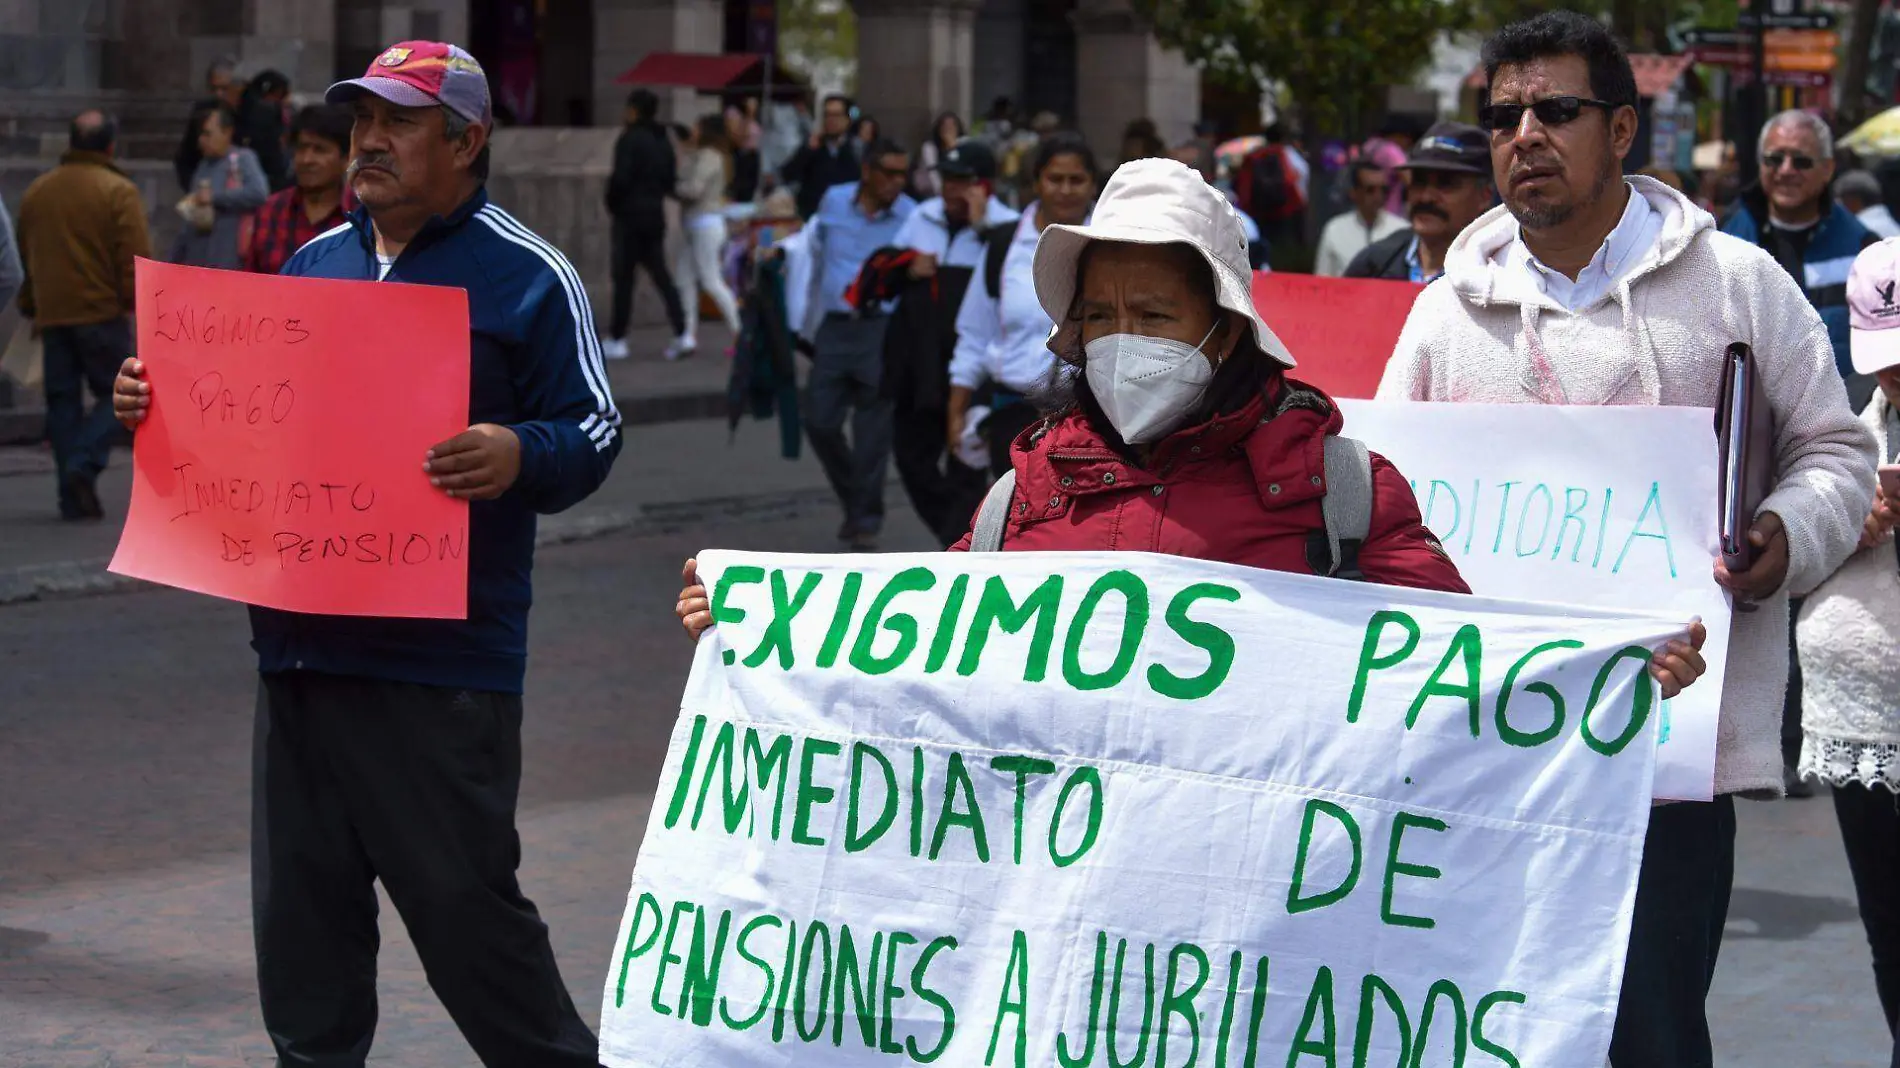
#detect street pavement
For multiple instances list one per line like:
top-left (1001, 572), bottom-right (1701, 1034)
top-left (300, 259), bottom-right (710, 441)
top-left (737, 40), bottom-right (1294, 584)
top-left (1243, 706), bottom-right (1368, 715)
top-left (0, 413), bottom-right (1894, 1065)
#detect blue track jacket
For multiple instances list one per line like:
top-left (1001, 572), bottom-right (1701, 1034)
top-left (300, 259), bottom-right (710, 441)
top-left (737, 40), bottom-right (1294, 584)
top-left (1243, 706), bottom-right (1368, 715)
top-left (249, 188), bottom-right (622, 693)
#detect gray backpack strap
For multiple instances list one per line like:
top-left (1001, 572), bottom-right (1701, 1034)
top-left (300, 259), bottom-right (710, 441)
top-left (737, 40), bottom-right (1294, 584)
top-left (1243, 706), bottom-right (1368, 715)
top-left (970, 470), bottom-right (1018, 552)
top-left (1311, 435), bottom-right (1373, 579)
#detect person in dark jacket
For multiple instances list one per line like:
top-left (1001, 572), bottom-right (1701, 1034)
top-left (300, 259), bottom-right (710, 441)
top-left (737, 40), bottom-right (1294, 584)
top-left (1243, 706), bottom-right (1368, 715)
top-left (1345, 121), bottom-right (1493, 283)
top-left (236, 68), bottom-right (294, 191)
top-left (884, 138), bottom-right (1020, 546)
top-left (173, 56), bottom-right (243, 191)
top-left (113, 40), bottom-right (618, 1068)
top-left (781, 93), bottom-right (861, 219)
top-left (603, 87), bottom-right (687, 359)
top-left (1722, 108), bottom-right (1880, 408)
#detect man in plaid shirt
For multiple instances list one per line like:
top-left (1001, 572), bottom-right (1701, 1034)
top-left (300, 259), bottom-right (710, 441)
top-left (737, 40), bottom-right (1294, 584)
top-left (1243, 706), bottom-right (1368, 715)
top-left (241, 103), bottom-right (354, 274)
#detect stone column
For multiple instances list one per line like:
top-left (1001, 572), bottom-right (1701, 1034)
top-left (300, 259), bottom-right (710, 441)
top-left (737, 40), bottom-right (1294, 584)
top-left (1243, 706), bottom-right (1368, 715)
top-left (853, 0), bottom-right (982, 150)
top-left (593, 0), bottom-right (725, 126)
top-left (1072, 0), bottom-right (1198, 165)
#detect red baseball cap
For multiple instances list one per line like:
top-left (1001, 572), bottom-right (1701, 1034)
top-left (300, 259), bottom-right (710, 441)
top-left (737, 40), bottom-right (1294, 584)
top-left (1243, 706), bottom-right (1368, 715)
top-left (326, 41), bottom-right (491, 127)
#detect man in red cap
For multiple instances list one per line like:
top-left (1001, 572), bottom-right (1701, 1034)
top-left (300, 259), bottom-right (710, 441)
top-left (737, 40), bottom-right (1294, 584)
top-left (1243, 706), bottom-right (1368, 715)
top-left (113, 40), bottom-right (615, 1067)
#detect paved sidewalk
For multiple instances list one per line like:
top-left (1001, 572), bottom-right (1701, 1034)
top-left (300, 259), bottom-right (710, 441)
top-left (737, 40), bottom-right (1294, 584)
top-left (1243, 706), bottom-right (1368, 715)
top-left (0, 406), bottom-right (878, 604)
top-left (0, 322), bottom-right (741, 444)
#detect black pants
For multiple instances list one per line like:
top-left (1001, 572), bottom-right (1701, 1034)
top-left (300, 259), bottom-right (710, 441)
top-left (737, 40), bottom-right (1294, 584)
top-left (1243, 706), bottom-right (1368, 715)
top-left (805, 316), bottom-right (894, 536)
top-left (1784, 603), bottom-right (1806, 772)
top-left (1833, 782), bottom-right (1900, 1061)
top-left (252, 672), bottom-right (597, 1067)
top-left (42, 319), bottom-right (129, 516)
top-left (609, 223), bottom-right (684, 340)
top-left (892, 403), bottom-right (988, 547)
top-left (1609, 796), bottom-right (1736, 1068)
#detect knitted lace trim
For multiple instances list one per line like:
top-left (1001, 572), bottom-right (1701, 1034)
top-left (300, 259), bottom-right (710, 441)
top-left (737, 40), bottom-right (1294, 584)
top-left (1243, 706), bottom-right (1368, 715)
top-left (1800, 736), bottom-right (1900, 792)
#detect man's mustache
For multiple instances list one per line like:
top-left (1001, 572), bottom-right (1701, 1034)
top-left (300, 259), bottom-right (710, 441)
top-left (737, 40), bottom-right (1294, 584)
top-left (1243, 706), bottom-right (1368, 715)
top-left (348, 154), bottom-right (399, 179)
top-left (1409, 203), bottom-right (1448, 221)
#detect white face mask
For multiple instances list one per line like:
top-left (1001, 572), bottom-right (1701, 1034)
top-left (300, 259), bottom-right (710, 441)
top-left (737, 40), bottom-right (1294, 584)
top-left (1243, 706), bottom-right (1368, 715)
top-left (1083, 325), bottom-right (1220, 444)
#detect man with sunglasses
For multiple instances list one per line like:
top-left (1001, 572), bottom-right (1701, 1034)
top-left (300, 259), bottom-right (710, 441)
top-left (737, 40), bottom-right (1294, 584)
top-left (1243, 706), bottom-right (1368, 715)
top-left (1379, 12), bottom-right (1875, 1067)
top-left (1723, 109), bottom-right (1879, 409)
top-left (792, 137), bottom-right (917, 549)
top-left (1316, 158), bottom-right (1407, 276)
top-left (1344, 121), bottom-right (1493, 283)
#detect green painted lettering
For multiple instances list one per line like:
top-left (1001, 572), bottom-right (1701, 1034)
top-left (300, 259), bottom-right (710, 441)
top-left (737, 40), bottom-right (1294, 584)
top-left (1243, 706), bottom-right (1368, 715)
top-left (1148, 582), bottom-right (1242, 700)
top-left (958, 574), bottom-right (1065, 681)
top-left (791, 738), bottom-right (843, 847)
top-left (1347, 611), bottom-right (1421, 723)
top-left (1288, 800), bottom-right (1362, 915)
top-left (849, 567), bottom-right (938, 675)
top-left (1493, 641), bottom-right (1584, 748)
top-left (1062, 569), bottom-right (1150, 691)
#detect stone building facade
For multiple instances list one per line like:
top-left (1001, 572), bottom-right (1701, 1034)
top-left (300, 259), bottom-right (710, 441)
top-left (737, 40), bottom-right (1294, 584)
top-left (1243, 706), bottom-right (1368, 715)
top-left (0, 0), bottom-right (1199, 319)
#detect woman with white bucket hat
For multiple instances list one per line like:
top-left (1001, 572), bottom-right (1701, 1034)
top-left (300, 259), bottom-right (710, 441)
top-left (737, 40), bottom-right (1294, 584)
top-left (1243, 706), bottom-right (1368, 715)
top-left (674, 158), bottom-right (1708, 696)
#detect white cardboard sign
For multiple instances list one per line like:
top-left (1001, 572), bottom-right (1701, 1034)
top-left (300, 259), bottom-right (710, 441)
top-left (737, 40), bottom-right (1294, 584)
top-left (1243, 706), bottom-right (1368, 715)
top-left (600, 550), bottom-right (1681, 1068)
top-left (1340, 399), bottom-right (1727, 800)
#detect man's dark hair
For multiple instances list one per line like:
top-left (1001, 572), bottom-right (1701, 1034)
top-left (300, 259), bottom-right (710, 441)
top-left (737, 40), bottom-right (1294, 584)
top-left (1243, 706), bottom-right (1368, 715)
top-left (441, 107), bottom-right (491, 182)
top-left (69, 110), bottom-right (116, 153)
top-left (204, 103), bottom-right (239, 132)
top-left (823, 94), bottom-right (855, 116)
top-left (289, 104), bottom-right (352, 154)
top-left (1263, 122), bottom-right (1288, 145)
top-left (1348, 158), bottom-right (1386, 185)
top-left (625, 88), bottom-right (658, 121)
top-left (247, 69), bottom-right (291, 101)
top-left (864, 136), bottom-right (906, 166)
top-left (1032, 131), bottom-right (1097, 182)
top-left (1482, 10), bottom-right (1638, 110)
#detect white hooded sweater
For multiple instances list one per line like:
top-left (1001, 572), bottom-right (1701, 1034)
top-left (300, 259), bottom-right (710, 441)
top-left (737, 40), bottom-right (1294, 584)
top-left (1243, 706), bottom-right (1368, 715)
top-left (1378, 175), bottom-right (1877, 797)
top-left (1796, 393), bottom-right (1900, 792)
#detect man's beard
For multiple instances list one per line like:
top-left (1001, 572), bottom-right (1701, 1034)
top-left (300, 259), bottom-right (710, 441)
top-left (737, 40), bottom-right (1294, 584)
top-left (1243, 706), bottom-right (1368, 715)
top-left (1511, 159), bottom-right (1616, 231)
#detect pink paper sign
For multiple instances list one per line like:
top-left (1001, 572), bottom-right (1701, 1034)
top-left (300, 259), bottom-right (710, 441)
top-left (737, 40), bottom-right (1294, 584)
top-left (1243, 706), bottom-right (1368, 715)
top-left (110, 259), bottom-right (472, 618)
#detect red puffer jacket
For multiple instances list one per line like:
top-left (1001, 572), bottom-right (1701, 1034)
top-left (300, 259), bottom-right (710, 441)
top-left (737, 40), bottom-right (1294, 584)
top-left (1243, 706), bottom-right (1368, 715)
top-left (950, 379), bottom-right (1469, 595)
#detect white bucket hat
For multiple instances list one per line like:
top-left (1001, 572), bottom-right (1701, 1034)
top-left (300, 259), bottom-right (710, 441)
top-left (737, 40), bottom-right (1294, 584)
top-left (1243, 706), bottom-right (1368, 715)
top-left (1033, 156), bottom-right (1296, 368)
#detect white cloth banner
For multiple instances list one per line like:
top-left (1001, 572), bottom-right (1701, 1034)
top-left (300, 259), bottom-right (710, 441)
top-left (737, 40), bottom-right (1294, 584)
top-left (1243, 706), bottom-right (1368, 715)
top-left (1340, 400), bottom-right (1727, 801)
top-left (600, 550), bottom-right (1683, 1068)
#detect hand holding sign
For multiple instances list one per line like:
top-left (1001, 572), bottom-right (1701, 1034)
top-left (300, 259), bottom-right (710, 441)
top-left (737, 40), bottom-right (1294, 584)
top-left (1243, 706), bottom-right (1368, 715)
top-left (425, 423), bottom-right (522, 500)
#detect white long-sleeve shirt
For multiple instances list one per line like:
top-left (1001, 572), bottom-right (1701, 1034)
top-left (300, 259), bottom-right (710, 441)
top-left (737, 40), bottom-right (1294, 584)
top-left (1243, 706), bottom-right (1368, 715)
top-left (893, 195), bottom-right (1021, 267)
top-left (950, 204), bottom-right (1057, 394)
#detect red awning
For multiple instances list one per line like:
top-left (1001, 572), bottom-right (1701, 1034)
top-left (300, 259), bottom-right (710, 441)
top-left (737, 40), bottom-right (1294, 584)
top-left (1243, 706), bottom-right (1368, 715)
top-left (1463, 53), bottom-right (1691, 98)
top-left (614, 52), bottom-right (805, 98)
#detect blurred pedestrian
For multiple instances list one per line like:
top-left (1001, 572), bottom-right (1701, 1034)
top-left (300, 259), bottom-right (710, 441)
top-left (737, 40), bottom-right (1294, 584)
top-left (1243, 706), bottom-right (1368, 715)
top-left (886, 138), bottom-right (1020, 545)
top-left (170, 104), bottom-right (269, 269)
top-left (673, 114), bottom-right (743, 357)
top-left (853, 113), bottom-right (881, 148)
top-left (1315, 158), bottom-right (1407, 276)
top-left (1380, 14), bottom-right (1875, 1065)
top-left (16, 110), bottom-right (151, 520)
top-left (1723, 109), bottom-right (1880, 407)
top-left (790, 137), bottom-right (917, 549)
top-left (1363, 114), bottom-right (1423, 216)
top-left (1344, 121), bottom-right (1492, 283)
top-left (240, 104), bottom-right (353, 276)
top-left (1119, 118), bottom-right (1166, 164)
top-left (602, 88), bottom-right (686, 360)
top-left (781, 94), bottom-right (861, 219)
top-left (947, 131), bottom-right (1098, 475)
top-left (1235, 122), bottom-right (1309, 270)
top-left (913, 111), bottom-right (965, 200)
top-left (723, 97), bottom-right (762, 202)
top-left (1839, 170), bottom-right (1900, 239)
top-left (238, 68), bottom-right (294, 191)
top-left (1798, 241), bottom-right (1900, 1068)
top-left (116, 40), bottom-right (618, 1067)
top-left (174, 55), bottom-right (244, 192)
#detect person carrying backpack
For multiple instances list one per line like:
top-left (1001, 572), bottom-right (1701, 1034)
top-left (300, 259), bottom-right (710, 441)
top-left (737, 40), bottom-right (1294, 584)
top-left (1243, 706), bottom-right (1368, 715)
top-left (1236, 122), bottom-right (1310, 270)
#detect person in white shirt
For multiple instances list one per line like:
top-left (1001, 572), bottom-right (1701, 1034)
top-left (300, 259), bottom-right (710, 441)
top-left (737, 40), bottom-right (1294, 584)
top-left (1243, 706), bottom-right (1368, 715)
top-left (1377, 13), bottom-right (1875, 1064)
top-left (1836, 169), bottom-right (1900, 240)
top-left (885, 138), bottom-right (1022, 544)
top-left (1314, 158), bottom-right (1408, 276)
top-left (946, 132), bottom-right (1099, 475)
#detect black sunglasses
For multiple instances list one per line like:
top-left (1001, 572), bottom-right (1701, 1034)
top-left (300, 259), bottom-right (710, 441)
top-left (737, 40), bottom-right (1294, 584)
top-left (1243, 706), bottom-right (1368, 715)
top-left (1762, 152), bottom-right (1818, 172)
top-left (1477, 96), bottom-right (1620, 132)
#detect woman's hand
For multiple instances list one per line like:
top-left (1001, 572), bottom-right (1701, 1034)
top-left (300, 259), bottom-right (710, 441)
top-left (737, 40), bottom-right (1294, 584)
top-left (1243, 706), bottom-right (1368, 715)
top-left (1650, 619), bottom-right (1708, 700)
top-left (677, 558), bottom-right (713, 643)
